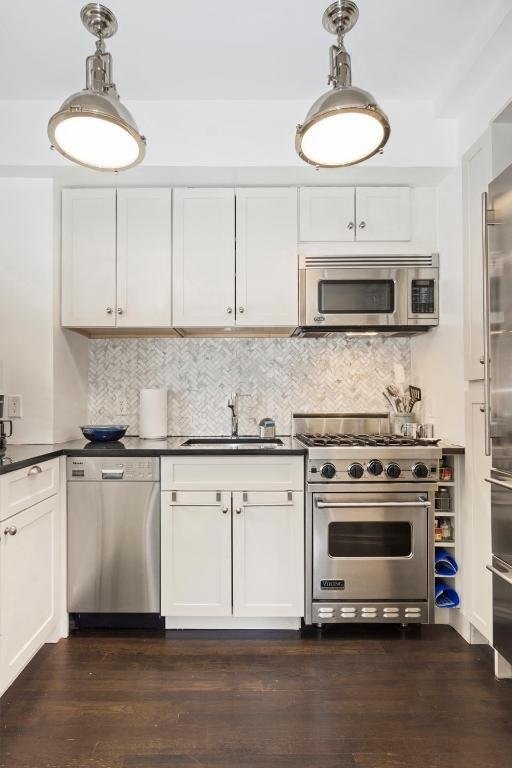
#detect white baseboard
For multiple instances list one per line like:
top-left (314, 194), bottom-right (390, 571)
top-left (165, 616), bottom-right (301, 630)
top-left (495, 650), bottom-right (512, 679)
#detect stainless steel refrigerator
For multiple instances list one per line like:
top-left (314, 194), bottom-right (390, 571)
top-left (483, 167), bottom-right (512, 665)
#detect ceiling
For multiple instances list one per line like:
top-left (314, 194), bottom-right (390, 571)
top-left (0, 0), bottom-right (509, 102)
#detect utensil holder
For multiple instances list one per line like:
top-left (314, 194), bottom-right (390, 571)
top-left (391, 413), bottom-right (416, 436)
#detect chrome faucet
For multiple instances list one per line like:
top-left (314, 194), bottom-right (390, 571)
top-left (227, 391), bottom-right (251, 437)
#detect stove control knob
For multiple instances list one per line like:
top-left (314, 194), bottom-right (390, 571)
top-left (367, 459), bottom-right (384, 477)
top-left (386, 462), bottom-right (402, 479)
top-left (348, 463), bottom-right (365, 479)
top-left (321, 463), bottom-right (337, 479)
top-left (412, 462), bottom-right (429, 479)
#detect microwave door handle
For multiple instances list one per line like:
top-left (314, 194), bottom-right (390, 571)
top-left (315, 500), bottom-right (431, 509)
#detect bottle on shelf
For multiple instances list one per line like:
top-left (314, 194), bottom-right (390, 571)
top-left (439, 456), bottom-right (454, 482)
top-left (440, 518), bottom-right (453, 541)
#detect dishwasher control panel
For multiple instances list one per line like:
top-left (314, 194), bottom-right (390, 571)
top-left (67, 456), bottom-right (160, 481)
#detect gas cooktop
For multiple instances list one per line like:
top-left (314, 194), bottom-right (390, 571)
top-left (292, 413), bottom-right (442, 482)
top-left (295, 432), bottom-right (439, 448)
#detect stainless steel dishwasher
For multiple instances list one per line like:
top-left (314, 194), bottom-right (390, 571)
top-left (67, 456), bottom-right (160, 616)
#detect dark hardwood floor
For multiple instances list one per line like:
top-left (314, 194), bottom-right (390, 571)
top-left (1, 625), bottom-right (511, 768)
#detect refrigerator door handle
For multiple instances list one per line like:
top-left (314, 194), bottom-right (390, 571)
top-left (485, 476), bottom-right (512, 491)
top-left (482, 191), bottom-right (492, 457)
top-left (486, 563), bottom-right (512, 587)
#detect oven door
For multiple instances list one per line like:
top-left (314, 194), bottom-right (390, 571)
top-left (312, 492), bottom-right (429, 601)
top-left (301, 267), bottom-right (408, 327)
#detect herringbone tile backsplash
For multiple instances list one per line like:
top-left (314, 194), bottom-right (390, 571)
top-left (88, 337), bottom-right (411, 436)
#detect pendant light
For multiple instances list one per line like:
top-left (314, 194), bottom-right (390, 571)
top-left (296, 1), bottom-right (390, 168)
top-left (48, 4), bottom-right (146, 172)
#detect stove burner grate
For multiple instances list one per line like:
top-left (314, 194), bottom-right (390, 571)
top-left (295, 432), bottom-right (432, 448)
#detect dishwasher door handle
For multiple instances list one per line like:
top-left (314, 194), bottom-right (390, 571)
top-left (101, 469), bottom-right (125, 480)
top-left (315, 500), bottom-right (431, 509)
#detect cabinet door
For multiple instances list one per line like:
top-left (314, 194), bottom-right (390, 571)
top-left (0, 496), bottom-right (58, 695)
top-left (116, 188), bottom-right (172, 327)
top-left (464, 390), bottom-right (493, 641)
top-left (232, 491), bottom-right (304, 617)
top-left (61, 188), bottom-right (117, 327)
top-left (355, 187), bottom-right (411, 241)
top-left (161, 491), bottom-right (232, 616)
top-left (463, 132), bottom-right (492, 381)
top-left (299, 187), bottom-right (355, 242)
top-left (236, 188), bottom-right (298, 326)
top-left (172, 189), bottom-right (235, 327)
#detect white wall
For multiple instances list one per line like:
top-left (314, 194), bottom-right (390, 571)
top-left (0, 178), bottom-right (87, 444)
top-left (0, 179), bottom-right (54, 443)
top-left (411, 169), bottom-right (465, 443)
top-left (0, 98), bottom-right (457, 171)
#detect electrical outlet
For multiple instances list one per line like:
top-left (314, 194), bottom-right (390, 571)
top-left (7, 395), bottom-right (22, 419)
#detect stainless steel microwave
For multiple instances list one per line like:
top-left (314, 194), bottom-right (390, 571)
top-left (297, 253), bottom-right (439, 335)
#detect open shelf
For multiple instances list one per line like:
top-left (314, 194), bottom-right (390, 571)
top-left (435, 541), bottom-right (455, 547)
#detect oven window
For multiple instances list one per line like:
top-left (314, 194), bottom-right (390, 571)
top-left (328, 521), bottom-right (412, 558)
top-left (318, 280), bottom-right (395, 314)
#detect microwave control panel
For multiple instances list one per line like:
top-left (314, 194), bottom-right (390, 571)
top-left (411, 279), bottom-right (435, 314)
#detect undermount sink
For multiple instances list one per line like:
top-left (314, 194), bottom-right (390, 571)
top-left (181, 437), bottom-right (284, 448)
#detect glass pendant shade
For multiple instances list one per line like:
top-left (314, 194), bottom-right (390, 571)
top-left (296, 85), bottom-right (390, 167)
top-left (48, 91), bottom-right (145, 171)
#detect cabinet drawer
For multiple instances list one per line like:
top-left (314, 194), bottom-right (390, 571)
top-left (0, 458), bottom-right (60, 521)
top-left (161, 456), bottom-right (304, 492)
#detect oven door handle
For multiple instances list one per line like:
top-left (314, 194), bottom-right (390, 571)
top-left (315, 500), bottom-right (431, 509)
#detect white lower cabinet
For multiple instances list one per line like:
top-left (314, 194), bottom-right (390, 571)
top-left (161, 491), bottom-right (232, 616)
top-left (463, 385), bottom-right (493, 641)
top-left (0, 495), bottom-right (59, 695)
top-left (232, 491), bottom-right (304, 617)
top-left (160, 457), bottom-right (305, 622)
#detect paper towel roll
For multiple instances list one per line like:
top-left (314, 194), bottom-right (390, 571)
top-left (139, 388), bottom-right (167, 439)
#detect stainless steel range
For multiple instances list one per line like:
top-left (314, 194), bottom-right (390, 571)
top-left (294, 413), bottom-right (441, 627)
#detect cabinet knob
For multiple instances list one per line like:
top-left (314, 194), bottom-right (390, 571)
top-left (235, 507), bottom-right (242, 514)
top-left (347, 222), bottom-right (355, 230)
top-left (239, 307), bottom-right (245, 314)
top-left (359, 221), bottom-right (366, 229)
top-left (106, 307), bottom-right (113, 314)
top-left (117, 308), bottom-right (124, 315)
top-left (221, 506), bottom-right (229, 514)
top-left (4, 526), bottom-right (17, 536)
top-left (227, 307), bottom-right (233, 314)
top-left (27, 465), bottom-right (42, 476)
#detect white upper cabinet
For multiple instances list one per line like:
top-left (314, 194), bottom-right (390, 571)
top-left (62, 188), bottom-right (117, 327)
top-left (116, 189), bottom-right (172, 328)
top-left (235, 188), bottom-right (298, 327)
top-left (355, 187), bottom-right (411, 241)
top-left (172, 188), bottom-right (235, 327)
top-left (299, 186), bottom-right (411, 243)
top-left (463, 131), bottom-right (492, 381)
top-left (299, 187), bottom-right (355, 242)
top-left (62, 187), bottom-right (172, 328)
